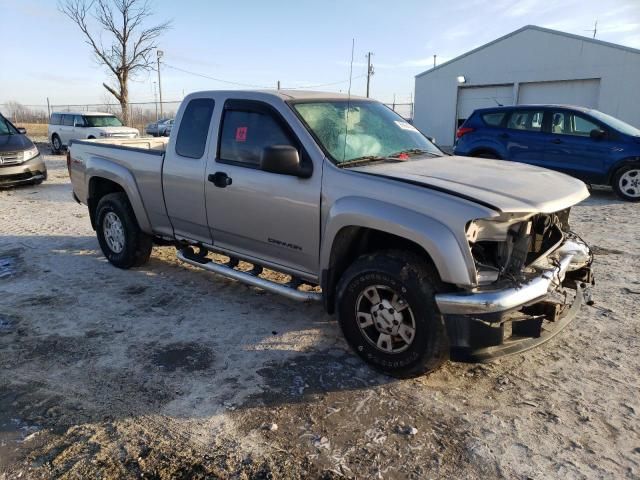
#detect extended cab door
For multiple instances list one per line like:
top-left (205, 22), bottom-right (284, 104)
top-left (162, 97), bottom-right (216, 243)
top-left (204, 99), bottom-right (321, 278)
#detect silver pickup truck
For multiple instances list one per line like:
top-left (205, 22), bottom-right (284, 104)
top-left (68, 90), bottom-right (594, 377)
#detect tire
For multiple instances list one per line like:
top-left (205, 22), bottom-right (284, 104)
top-left (612, 164), bottom-right (640, 202)
top-left (51, 134), bottom-right (62, 154)
top-left (336, 250), bottom-right (448, 378)
top-left (95, 192), bottom-right (153, 268)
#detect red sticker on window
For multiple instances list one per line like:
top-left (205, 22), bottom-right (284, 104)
top-left (235, 126), bottom-right (247, 142)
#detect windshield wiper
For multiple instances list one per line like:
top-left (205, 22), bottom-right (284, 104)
top-left (388, 148), bottom-right (440, 158)
top-left (337, 155), bottom-right (388, 168)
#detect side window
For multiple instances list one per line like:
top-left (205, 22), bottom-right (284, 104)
top-left (175, 98), bottom-right (215, 159)
top-left (507, 110), bottom-right (545, 132)
top-left (50, 113), bottom-right (61, 125)
top-left (551, 112), bottom-right (600, 136)
top-left (74, 115), bottom-right (85, 127)
top-left (481, 112), bottom-right (505, 127)
top-left (219, 108), bottom-right (295, 167)
top-left (62, 115), bottom-right (74, 127)
top-left (573, 114), bottom-right (599, 136)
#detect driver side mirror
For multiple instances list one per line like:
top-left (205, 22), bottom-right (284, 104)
top-left (590, 128), bottom-right (606, 140)
top-left (17, 127), bottom-right (27, 134)
top-left (260, 145), bottom-right (312, 178)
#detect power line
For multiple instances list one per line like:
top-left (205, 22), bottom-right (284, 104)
top-left (163, 63), bottom-right (366, 90)
top-left (164, 64), bottom-right (272, 88)
top-left (285, 74), bottom-right (367, 90)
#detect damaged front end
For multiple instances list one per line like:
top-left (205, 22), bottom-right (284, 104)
top-left (435, 209), bottom-right (594, 361)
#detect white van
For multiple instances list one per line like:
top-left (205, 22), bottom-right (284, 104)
top-left (48, 112), bottom-right (139, 153)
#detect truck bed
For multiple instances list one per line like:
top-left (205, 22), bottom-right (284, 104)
top-left (70, 136), bottom-right (169, 154)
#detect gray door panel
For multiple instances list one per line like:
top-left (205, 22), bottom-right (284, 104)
top-left (205, 163), bottom-right (321, 275)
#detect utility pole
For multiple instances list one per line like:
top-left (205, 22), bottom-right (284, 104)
top-left (157, 49), bottom-right (164, 118)
top-left (153, 81), bottom-right (158, 121)
top-left (433, 54), bottom-right (437, 68)
top-left (366, 52), bottom-right (374, 98)
top-left (277, 80), bottom-right (281, 90)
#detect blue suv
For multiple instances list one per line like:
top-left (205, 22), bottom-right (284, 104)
top-left (453, 105), bottom-right (640, 201)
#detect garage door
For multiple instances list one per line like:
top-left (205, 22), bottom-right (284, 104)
top-left (456, 84), bottom-right (514, 126)
top-left (517, 79), bottom-right (600, 108)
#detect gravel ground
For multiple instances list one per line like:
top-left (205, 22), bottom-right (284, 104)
top-left (0, 149), bottom-right (638, 479)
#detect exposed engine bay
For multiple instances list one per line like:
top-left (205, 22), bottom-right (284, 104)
top-left (466, 208), bottom-right (588, 285)
top-left (446, 208), bottom-right (595, 361)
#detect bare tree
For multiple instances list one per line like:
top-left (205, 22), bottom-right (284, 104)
top-left (59, 0), bottom-right (170, 124)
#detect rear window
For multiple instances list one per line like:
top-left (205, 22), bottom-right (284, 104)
top-left (175, 98), bottom-right (215, 159)
top-left (481, 112), bottom-right (505, 127)
top-left (50, 113), bottom-right (62, 125)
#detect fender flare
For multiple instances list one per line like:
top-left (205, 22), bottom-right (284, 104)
top-left (86, 156), bottom-right (153, 233)
top-left (320, 197), bottom-right (477, 287)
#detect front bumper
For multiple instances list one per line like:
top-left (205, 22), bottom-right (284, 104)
top-left (0, 155), bottom-right (47, 187)
top-left (435, 236), bottom-right (593, 361)
top-left (435, 238), bottom-right (591, 315)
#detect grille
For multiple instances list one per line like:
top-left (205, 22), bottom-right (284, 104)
top-left (0, 152), bottom-right (22, 166)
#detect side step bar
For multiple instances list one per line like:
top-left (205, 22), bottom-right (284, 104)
top-left (176, 248), bottom-right (322, 303)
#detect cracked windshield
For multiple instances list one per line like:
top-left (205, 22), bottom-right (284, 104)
top-left (293, 101), bottom-right (442, 165)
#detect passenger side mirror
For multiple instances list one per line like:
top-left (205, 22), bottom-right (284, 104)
top-left (590, 128), bottom-right (606, 140)
top-left (260, 145), bottom-right (312, 178)
top-left (17, 127), bottom-right (27, 134)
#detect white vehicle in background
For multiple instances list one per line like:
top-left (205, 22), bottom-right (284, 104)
top-left (48, 112), bottom-right (139, 153)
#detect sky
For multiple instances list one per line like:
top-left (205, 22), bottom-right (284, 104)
top-left (0, 0), bottom-right (638, 109)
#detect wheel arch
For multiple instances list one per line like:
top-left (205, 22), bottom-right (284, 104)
top-left (86, 159), bottom-right (152, 233)
top-left (320, 199), bottom-right (477, 314)
top-left (606, 156), bottom-right (640, 184)
top-left (469, 147), bottom-right (502, 159)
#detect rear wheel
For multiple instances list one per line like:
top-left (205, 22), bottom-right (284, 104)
top-left (51, 134), bottom-right (62, 154)
top-left (95, 192), bottom-right (153, 268)
top-left (336, 251), bottom-right (448, 378)
top-left (612, 164), bottom-right (640, 202)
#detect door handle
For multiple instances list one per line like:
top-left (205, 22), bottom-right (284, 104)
top-left (208, 171), bottom-right (232, 188)
top-left (551, 138), bottom-right (562, 144)
top-left (499, 133), bottom-right (509, 139)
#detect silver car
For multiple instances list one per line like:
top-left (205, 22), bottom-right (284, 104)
top-left (145, 118), bottom-right (173, 137)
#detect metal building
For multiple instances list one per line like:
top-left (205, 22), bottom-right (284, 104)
top-left (413, 25), bottom-right (640, 147)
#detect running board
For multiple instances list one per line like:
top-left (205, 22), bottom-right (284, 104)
top-left (176, 248), bottom-right (322, 303)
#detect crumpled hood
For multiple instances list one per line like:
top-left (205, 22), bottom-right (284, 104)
top-left (352, 155), bottom-right (590, 213)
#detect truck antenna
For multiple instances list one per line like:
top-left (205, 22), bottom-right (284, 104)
top-left (342, 38), bottom-right (355, 162)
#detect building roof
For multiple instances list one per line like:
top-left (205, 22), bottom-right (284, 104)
top-left (416, 25), bottom-right (640, 79)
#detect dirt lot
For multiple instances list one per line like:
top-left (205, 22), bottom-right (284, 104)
top-left (1, 150), bottom-right (639, 479)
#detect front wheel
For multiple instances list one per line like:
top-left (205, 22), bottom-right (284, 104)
top-left (612, 164), bottom-right (640, 202)
top-left (336, 251), bottom-right (448, 378)
top-left (95, 192), bottom-right (153, 268)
